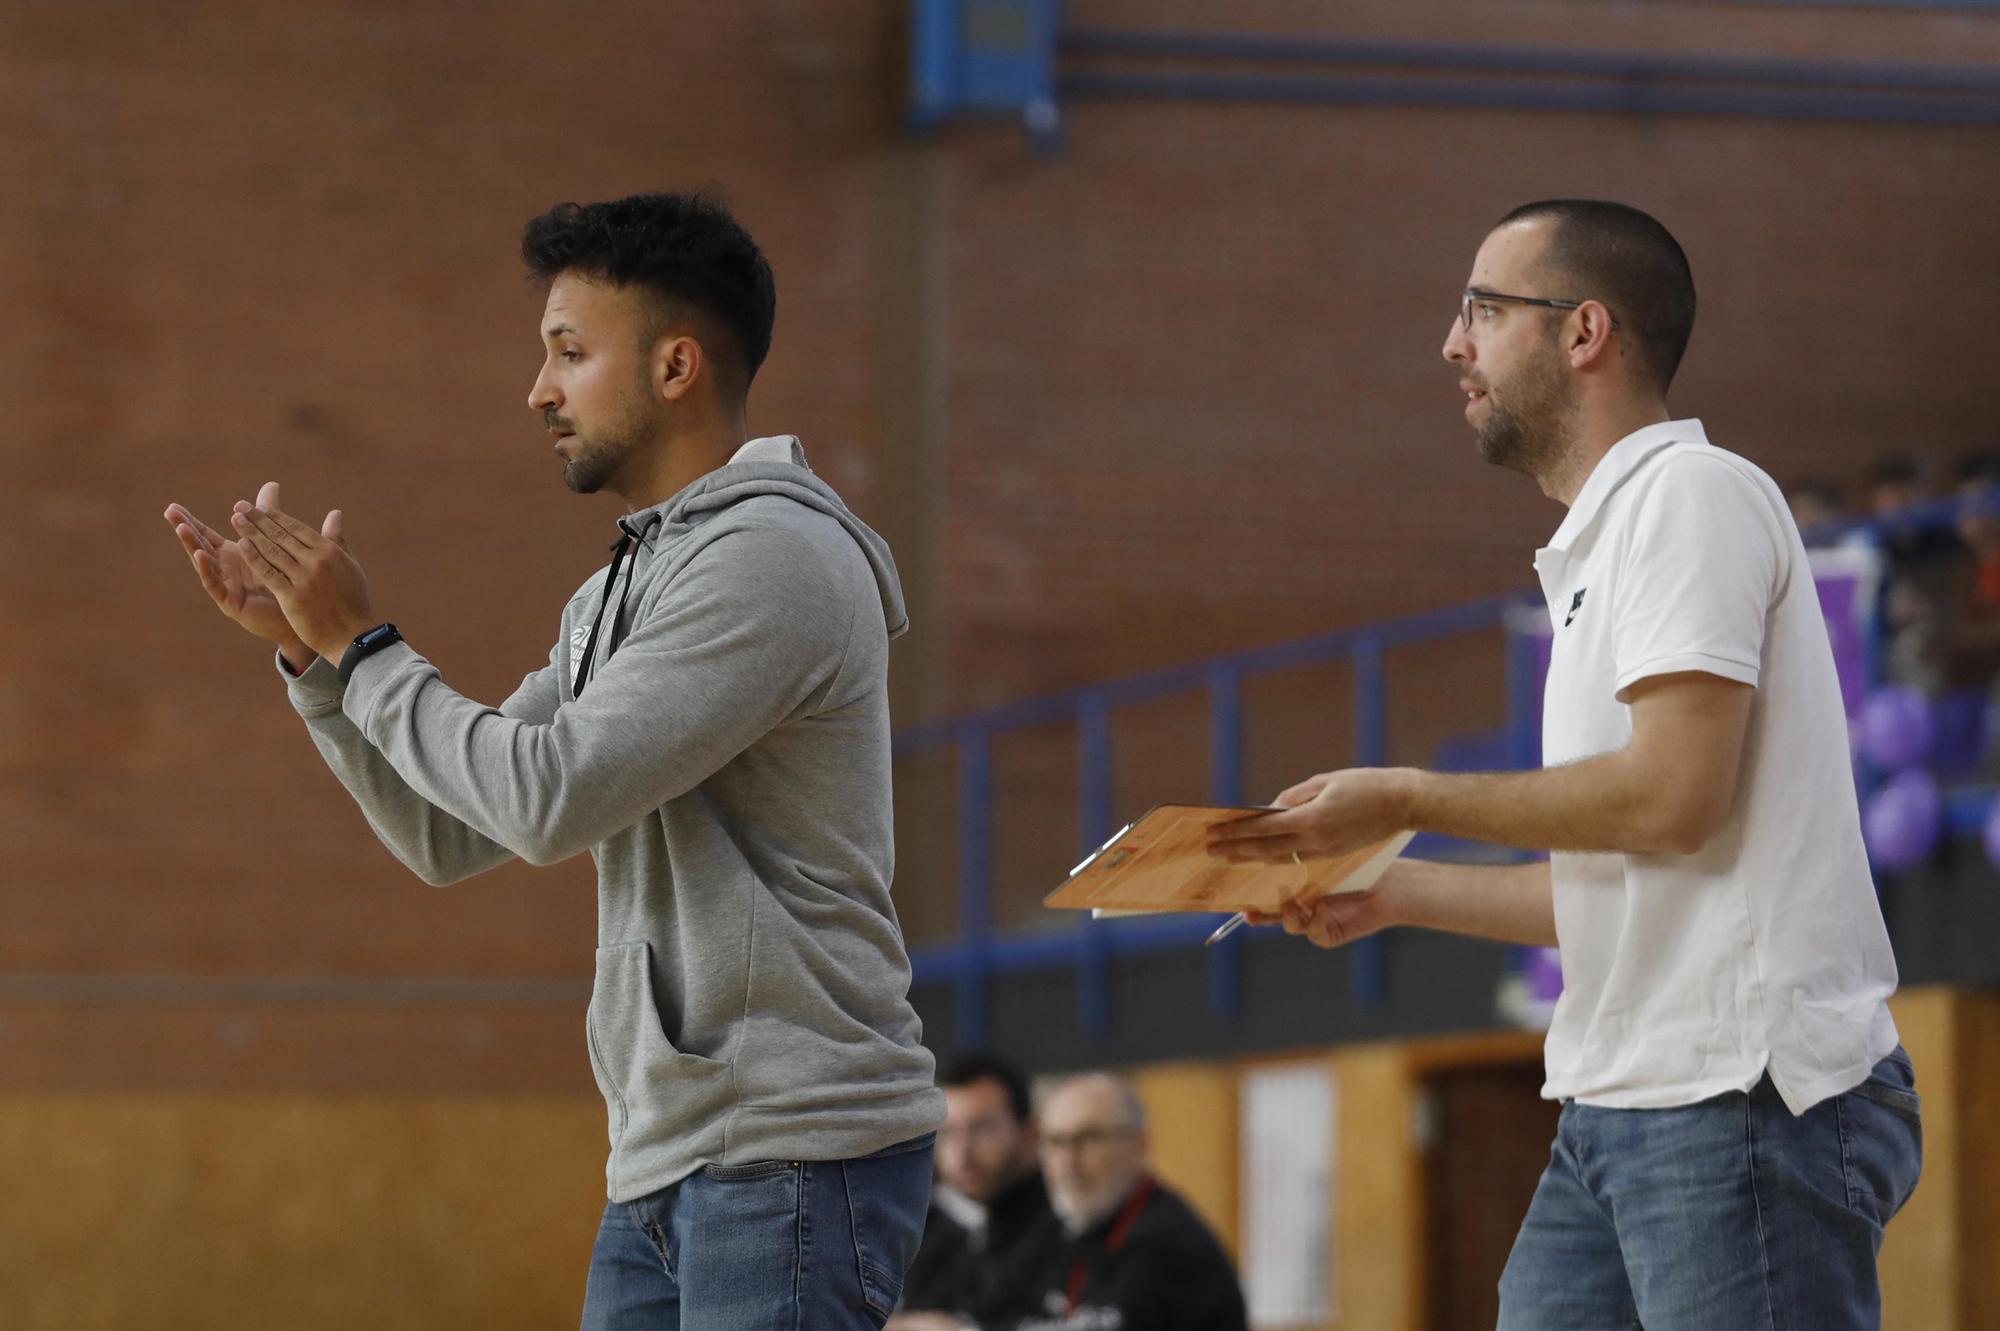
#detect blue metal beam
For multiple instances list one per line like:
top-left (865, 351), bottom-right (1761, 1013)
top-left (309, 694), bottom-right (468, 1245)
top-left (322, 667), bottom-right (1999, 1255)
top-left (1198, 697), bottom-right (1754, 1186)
top-left (955, 728), bottom-right (994, 1045)
top-left (1208, 664), bottom-right (1247, 1018)
top-left (1077, 697), bottom-right (1114, 1033)
top-left (1058, 29), bottom-right (2000, 127)
top-left (1061, 70), bottom-right (2000, 127)
top-left (1062, 29), bottom-right (2000, 97)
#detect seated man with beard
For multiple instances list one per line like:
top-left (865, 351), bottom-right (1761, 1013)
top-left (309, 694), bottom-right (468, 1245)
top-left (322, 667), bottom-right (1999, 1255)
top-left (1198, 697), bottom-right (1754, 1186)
top-left (892, 1055), bottom-right (1065, 1330)
top-left (1018, 1073), bottom-right (1246, 1331)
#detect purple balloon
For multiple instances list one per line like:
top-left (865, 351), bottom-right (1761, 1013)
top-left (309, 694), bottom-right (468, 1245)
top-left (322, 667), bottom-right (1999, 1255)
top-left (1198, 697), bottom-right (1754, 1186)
top-left (1863, 770), bottom-right (1944, 871)
top-left (1525, 947), bottom-right (1564, 1004)
top-left (1857, 685), bottom-right (1935, 772)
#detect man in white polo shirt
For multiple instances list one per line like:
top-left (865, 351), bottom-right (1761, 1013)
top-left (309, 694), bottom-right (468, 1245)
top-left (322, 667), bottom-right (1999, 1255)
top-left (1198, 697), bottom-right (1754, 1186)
top-left (1210, 199), bottom-right (1921, 1329)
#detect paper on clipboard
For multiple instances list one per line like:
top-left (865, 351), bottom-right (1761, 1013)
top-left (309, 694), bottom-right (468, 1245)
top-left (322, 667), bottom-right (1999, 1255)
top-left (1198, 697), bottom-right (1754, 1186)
top-left (1044, 804), bottom-right (1414, 918)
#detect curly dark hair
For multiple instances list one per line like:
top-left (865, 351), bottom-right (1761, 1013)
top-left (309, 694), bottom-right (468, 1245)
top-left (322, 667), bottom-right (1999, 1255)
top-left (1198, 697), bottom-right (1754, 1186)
top-left (521, 191), bottom-right (777, 396)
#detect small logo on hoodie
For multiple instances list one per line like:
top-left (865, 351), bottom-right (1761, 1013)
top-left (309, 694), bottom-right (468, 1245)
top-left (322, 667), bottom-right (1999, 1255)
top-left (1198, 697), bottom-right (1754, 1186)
top-left (569, 623), bottom-right (592, 691)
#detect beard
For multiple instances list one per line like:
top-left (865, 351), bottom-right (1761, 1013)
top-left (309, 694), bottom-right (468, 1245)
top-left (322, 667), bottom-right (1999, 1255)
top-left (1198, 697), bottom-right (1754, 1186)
top-left (1474, 341), bottom-right (1577, 480)
top-left (549, 382), bottom-right (665, 495)
top-left (562, 435), bottom-right (632, 495)
top-left (1048, 1174), bottom-right (1134, 1236)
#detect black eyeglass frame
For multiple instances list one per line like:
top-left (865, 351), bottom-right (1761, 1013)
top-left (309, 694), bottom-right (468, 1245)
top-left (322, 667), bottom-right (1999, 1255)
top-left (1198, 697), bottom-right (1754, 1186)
top-left (1460, 289), bottom-right (1620, 332)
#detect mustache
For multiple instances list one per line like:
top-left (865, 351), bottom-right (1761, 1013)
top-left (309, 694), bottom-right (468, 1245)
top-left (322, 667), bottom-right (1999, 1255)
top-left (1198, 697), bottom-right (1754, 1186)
top-left (544, 410), bottom-right (576, 433)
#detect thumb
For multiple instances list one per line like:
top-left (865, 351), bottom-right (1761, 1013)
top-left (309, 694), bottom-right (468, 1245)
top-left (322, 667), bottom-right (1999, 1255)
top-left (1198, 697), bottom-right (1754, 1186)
top-left (322, 508), bottom-right (345, 544)
top-left (1274, 773), bottom-right (1332, 808)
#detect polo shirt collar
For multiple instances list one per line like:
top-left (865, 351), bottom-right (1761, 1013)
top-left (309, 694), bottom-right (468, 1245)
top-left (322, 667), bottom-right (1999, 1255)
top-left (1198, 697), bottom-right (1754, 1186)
top-left (1544, 418), bottom-right (1709, 553)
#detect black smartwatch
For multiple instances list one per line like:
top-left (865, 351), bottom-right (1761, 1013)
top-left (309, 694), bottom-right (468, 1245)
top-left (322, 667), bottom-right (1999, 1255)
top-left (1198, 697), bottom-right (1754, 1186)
top-left (337, 622), bottom-right (404, 682)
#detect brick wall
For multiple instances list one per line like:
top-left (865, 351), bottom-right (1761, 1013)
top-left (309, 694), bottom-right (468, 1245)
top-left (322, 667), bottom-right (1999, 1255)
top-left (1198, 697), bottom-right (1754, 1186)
top-left (3, 0), bottom-right (1998, 1090)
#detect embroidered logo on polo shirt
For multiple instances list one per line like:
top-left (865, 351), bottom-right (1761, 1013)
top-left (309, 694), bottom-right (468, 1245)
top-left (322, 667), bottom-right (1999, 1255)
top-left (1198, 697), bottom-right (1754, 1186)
top-left (1565, 588), bottom-right (1588, 627)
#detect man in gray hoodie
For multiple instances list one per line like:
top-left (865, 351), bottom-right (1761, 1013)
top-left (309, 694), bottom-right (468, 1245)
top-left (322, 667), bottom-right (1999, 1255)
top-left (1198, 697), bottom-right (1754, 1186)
top-left (165, 192), bottom-right (944, 1329)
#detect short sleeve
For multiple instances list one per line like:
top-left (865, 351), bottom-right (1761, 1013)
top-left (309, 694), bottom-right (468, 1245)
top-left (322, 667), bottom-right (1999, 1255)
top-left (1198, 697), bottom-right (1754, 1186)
top-left (1610, 454), bottom-right (1786, 703)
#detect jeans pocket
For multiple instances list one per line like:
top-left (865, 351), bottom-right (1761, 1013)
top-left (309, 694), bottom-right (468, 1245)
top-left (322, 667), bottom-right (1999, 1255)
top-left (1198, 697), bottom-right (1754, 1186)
top-left (1838, 1054), bottom-right (1924, 1226)
top-left (1849, 1049), bottom-right (1922, 1124)
top-left (702, 1159), bottom-right (799, 1182)
top-left (841, 1136), bottom-right (934, 1316)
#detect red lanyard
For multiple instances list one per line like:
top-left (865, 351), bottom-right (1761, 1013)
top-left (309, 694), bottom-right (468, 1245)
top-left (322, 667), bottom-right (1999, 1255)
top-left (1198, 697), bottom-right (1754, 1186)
top-left (1062, 1175), bottom-right (1158, 1317)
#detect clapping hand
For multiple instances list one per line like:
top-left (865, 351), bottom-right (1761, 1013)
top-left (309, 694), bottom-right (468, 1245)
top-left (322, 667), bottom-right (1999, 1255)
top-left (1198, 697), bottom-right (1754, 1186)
top-left (166, 481), bottom-right (315, 669)
top-left (224, 494), bottom-right (377, 663)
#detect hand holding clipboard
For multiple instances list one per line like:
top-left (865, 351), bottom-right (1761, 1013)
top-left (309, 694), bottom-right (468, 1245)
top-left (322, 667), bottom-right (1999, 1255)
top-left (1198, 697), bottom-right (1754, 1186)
top-left (1044, 804), bottom-right (1413, 941)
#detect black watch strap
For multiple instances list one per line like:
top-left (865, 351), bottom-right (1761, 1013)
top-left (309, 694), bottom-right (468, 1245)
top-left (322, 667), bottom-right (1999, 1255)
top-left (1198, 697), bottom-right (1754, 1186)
top-left (337, 622), bottom-right (403, 682)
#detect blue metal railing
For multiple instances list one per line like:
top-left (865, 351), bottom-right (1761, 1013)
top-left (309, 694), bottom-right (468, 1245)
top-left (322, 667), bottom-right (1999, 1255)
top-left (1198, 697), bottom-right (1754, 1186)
top-left (897, 593), bottom-right (1532, 1043)
top-left (898, 494), bottom-right (2000, 1045)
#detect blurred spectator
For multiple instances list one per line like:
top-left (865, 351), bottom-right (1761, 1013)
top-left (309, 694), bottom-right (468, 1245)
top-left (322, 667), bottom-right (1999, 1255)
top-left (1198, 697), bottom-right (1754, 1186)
top-left (1022, 1073), bottom-right (1246, 1331)
top-left (1938, 450), bottom-right (2000, 692)
top-left (893, 1055), bottom-right (1063, 1329)
top-left (1951, 452), bottom-right (2000, 606)
top-left (1783, 476), bottom-right (1848, 547)
top-left (1867, 451), bottom-right (1964, 690)
top-left (1866, 452), bottom-right (1925, 520)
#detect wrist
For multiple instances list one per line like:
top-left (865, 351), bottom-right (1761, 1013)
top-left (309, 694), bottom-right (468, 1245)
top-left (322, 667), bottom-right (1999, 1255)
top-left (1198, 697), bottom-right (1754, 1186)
top-left (316, 616), bottom-right (381, 665)
top-left (1386, 766), bottom-right (1428, 831)
top-left (1373, 860), bottom-right (1428, 930)
top-left (278, 638), bottom-right (317, 675)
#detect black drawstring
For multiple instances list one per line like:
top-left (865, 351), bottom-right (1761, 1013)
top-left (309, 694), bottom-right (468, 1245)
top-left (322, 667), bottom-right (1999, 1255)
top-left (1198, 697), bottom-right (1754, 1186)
top-left (574, 513), bottom-right (663, 699)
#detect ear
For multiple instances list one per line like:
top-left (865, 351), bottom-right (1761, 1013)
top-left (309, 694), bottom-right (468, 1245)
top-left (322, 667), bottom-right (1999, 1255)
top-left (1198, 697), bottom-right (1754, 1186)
top-left (651, 333), bottom-right (704, 402)
top-left (1567, 300), bottom-right (1618, 371)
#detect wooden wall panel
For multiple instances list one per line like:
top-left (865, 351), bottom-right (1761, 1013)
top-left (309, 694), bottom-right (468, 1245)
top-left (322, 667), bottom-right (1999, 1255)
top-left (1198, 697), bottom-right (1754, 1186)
top-left (1132, 1060), bottom-right (1242, 1261)
top-left (1878, 987), bottom-right (1957, 1328)
top-left (1331, 1044), bottom-right (1423, 1331)
top-left (0, 1095), bottom-right (607, 1331)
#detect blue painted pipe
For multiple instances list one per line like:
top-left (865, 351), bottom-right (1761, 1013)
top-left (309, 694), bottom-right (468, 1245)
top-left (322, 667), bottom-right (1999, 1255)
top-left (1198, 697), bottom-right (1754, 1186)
top-left (1058, 69), bottom-right (2000, 127)
top-left (1061, 29), bottom-right (2000, 98)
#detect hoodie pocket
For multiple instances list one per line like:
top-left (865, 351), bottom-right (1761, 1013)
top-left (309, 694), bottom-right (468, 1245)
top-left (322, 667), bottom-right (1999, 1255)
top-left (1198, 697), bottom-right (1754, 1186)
top-left (586, 941), bottom-right (731, 1149)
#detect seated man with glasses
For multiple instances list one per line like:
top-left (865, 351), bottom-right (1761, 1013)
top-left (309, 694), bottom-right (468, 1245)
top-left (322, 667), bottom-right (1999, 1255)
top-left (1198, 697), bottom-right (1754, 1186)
top-left (1018, 1073), bottom-right (1246, 1331)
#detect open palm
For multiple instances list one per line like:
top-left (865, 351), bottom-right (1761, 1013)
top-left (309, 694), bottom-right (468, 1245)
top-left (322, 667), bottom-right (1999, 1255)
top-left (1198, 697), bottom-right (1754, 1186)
top-left (166, 481), bottom-right (298, 645)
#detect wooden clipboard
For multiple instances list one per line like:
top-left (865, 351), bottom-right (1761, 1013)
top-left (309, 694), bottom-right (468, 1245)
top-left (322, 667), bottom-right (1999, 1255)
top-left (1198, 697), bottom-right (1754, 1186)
top-left (1043, 804), bottom-right (1414, 917)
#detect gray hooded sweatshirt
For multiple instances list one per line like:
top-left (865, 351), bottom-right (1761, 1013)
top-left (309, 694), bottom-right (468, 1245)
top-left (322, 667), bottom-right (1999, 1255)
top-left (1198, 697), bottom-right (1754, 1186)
top-left (281, 435), bottom-right (942, 1201)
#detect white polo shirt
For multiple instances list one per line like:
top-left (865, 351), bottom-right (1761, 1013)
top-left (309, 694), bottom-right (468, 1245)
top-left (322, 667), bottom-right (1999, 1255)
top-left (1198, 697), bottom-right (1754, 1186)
top-left (1536, 419), bottom-right (1900, 1115)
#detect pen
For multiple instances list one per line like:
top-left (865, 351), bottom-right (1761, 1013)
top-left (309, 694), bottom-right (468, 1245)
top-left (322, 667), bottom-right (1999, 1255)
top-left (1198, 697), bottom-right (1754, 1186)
top-left (1207, 850), bottom-right (1303, 944)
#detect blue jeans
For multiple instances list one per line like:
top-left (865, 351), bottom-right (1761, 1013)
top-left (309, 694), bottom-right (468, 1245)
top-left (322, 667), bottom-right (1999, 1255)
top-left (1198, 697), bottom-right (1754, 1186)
top-left (579, 1133), bottom-right (933, 1331)
top-left (1498, 1048), bottom-right (1922, 1331)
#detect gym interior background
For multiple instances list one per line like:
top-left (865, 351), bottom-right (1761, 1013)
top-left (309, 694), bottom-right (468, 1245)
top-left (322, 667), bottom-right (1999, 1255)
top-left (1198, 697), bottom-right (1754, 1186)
top-left (5, 1), bottom-right (1999, 1326)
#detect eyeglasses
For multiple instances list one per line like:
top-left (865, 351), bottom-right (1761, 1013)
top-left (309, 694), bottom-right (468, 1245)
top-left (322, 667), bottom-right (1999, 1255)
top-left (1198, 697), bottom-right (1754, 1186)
top-left (1460, 289), bottom-right (1619, 333)
top-left (1041, 1124), bottom-right (1140, 1156)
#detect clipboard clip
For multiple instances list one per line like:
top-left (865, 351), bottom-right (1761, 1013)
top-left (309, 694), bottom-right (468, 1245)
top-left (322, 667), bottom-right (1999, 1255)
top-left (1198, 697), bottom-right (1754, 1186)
top-left (1067, 821), bottom-right (1135, 879)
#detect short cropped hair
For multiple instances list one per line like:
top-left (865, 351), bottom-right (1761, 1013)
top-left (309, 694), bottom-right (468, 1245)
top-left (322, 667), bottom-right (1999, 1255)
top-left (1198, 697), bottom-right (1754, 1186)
top-left (521, 191), bottom-right (777, 395)
top-left (1953, 449), bottom-right (2000, 489)
top-left (1496, 199), bottom-right (1697, 395)
top-left (1039, 1072), bottom-right (1148, 1131)
top-left (940, 1052), bottom-right (1034, 1125)
top-left (1868, 453), bottom-right (1921, 489)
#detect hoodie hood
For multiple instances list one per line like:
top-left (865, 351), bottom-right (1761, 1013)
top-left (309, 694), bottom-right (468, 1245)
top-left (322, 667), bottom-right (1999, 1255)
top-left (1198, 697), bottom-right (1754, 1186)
top-left (618, 435), bottom-right (908, 639)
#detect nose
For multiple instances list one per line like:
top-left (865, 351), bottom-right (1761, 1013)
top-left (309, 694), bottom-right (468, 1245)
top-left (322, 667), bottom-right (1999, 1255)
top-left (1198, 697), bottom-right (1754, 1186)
top-left (528, 360), bottom-right (560, 415)
top-left (1442, 317), bottom-right (1472, 365)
